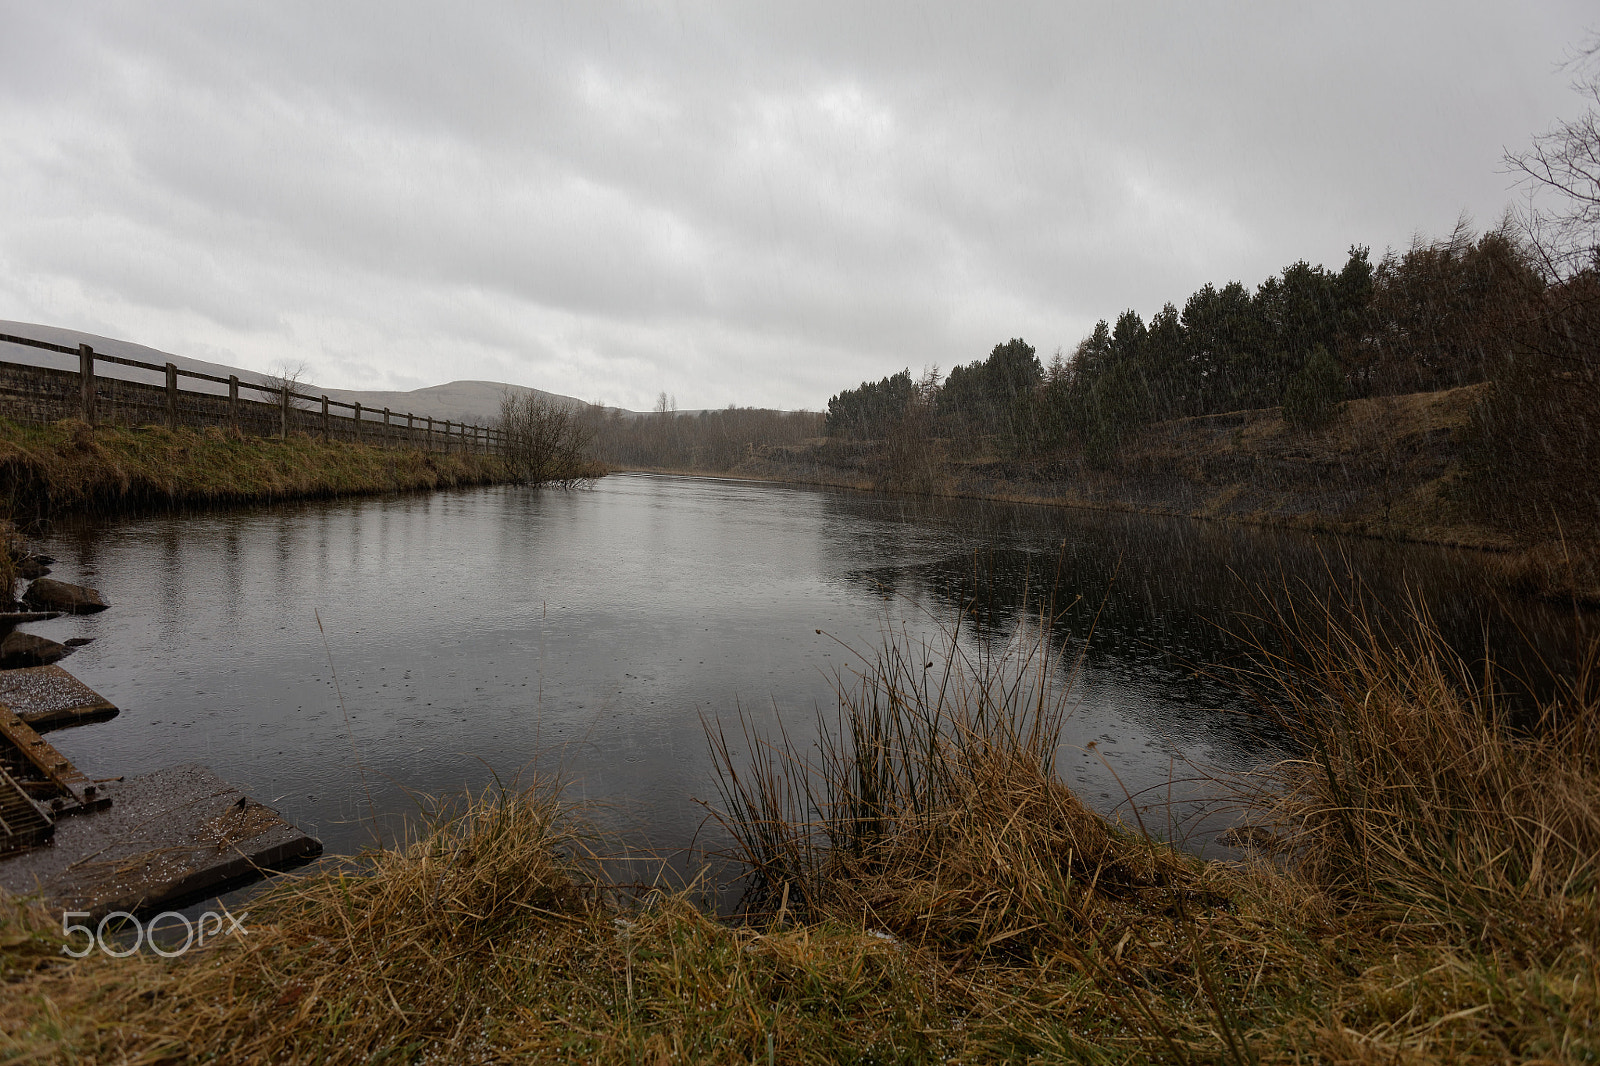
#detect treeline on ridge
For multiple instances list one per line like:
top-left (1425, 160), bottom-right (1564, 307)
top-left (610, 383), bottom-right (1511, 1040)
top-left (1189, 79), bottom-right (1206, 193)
top-left (828, 224), bottom-right (1534, 448)
top-left (822, 221), bottom-right (1598, 534)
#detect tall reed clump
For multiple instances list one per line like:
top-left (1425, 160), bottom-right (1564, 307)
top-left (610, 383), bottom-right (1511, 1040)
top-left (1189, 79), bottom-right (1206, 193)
top-left (707, 617), bottom-right (1202, 952)
top-left (1206, 590), bottom-right (1600, 1062)
top-left (1250, 596), bottom-right (1600, 954)
top-left (707, 597), bottom-right (1600, 1062)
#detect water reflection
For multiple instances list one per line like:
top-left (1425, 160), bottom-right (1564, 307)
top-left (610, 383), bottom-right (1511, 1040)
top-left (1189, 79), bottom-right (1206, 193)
top-left (29, 475), bottom-right (1589, 871)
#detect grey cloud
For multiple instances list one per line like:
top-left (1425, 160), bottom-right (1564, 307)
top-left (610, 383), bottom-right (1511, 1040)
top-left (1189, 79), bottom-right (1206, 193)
top-left (1, 2), bottom-right (1595, 411)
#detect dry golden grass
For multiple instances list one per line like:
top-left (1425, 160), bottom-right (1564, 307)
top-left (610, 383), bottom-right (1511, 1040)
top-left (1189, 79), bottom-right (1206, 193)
top-left (0, 783), bottom-right (955, 1064)
top-left (0, 417), bottom-right (523, 520)
top-left (1486, 539), bottom-right (1600, 606)
top-left (2, 598), bottom-right (1596, 1063)
top-left (0, 516), bottom-right (22, 603)
top-left (1251, 596), bottom-right (1600, 955)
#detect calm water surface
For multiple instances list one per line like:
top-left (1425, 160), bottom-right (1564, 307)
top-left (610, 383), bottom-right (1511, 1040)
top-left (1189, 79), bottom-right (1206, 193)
top-left (30, 475), bottom-right (1589, 868)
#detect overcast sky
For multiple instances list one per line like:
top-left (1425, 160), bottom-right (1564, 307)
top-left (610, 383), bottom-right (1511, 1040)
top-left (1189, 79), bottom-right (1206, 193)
top-left (1, 3), bottom-right (1594, 410)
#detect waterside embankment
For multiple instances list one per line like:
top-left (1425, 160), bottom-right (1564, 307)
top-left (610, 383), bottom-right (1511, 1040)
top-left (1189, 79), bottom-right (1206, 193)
top-left (0, 417), bottom-right (518, 523)
top-left (630, 386), bottom-right (1599, 605)
top-left (2, 599), bottom-right (1596, 1063)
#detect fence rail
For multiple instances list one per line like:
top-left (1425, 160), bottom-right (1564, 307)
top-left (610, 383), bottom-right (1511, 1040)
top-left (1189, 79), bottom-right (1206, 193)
top-left (0, 332), bottom-right (504, 456)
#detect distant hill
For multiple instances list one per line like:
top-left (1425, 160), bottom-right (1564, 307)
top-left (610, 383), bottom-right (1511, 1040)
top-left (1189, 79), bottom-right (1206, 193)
top-left (317, 381), bottom-right (600, 426)
top-left (0, 321), bottom-right (626, 425)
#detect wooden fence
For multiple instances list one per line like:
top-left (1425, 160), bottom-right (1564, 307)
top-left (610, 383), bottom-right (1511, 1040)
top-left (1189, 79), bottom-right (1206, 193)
top-left (0, 332), bottom-right (504, 455)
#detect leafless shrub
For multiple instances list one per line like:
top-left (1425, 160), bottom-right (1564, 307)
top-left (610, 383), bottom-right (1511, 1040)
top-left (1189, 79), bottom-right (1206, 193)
top-left (496, 390), bottom-right (601, 485)
top-left (1505, 37), bottom-right (1600, 282)
top-left (259, 359), bottom-right (317, 410)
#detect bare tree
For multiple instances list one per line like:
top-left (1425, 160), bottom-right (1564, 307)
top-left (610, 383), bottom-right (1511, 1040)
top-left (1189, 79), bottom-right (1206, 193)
top-left (496, 390), bottom-right (599, 486)
top-left (260, 359), bottom-right (317, 410)
top-left (1505, 37), bottom-right (1600, 281)
top-left (1476, 40), bottom-right (1600, 537)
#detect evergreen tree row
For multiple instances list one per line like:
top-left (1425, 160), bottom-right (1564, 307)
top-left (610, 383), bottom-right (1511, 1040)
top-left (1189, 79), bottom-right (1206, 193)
top-left (824, 224), bottom-right (1540, 459)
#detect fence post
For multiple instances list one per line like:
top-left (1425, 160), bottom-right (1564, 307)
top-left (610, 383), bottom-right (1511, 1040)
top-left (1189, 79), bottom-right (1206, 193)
top-left (78, 344), bottom-right (95, 425)
top-left (407, 411), bottom-right (414, 448)
top-left (353, 402), bottom-right (362, 442)
top-left (165, 363), bottom-right (177, 430)
top-left (383, 407), bottom-right (391, 449)
top-left (444, 420), bottom-right (451, 453)
top-left (280, 384), bottom-right (289, 438)
top-left (322, 396), bottom-right (329, 440)
top-left (228, 375), bottom-right (239, 428)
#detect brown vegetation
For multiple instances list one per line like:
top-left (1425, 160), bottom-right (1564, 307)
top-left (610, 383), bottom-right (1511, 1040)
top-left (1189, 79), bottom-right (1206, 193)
top-left (0, 417), bottom-right (516, 522)
top-left (495, 391), bottom-right (606, 486)
top-left (587, 405), bottom-right (822, 474)
top-left (2, 596), bottom-right (1596, 1063)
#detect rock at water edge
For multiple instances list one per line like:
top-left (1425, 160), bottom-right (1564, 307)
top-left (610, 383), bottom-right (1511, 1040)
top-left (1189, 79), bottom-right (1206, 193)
top-left (0, 632), bottom-right (67, 668)
top-left (23, 578), bottom-right (108, 614)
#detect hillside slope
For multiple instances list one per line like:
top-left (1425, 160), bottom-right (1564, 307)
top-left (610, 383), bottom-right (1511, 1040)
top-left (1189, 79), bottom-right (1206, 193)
top-left (705, 385), bottom-right (1595, 602)
top-left (735, 387), bottom-right (1482, 538)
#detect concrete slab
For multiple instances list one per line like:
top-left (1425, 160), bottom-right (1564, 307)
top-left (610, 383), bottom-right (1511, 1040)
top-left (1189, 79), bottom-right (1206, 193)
top-left (0, 763), bottom-right (322, 918)
top-left (0, 664), bottom-right (119, 730)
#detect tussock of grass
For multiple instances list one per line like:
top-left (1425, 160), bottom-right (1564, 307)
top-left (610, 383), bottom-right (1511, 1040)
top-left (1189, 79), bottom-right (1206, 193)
top-left (2, 599), bottom-right (1597, 1063)
top-left (706, 624), bottom-right (1198, 956)
top-left (1253, 597), bottom-right (1600, 956)
top-left (0, 417), bottom-right (520, 520)
top-left (1488, 539), bottom-right (1600, 606)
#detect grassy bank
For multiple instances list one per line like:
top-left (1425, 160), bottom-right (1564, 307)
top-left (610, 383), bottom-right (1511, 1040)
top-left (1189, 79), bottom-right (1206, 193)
top-left (2, 601), bottom-right (1596, 1063)
top-left (730, 388), bottom-right (1487, 543)
top-left (0, 417), bottom-right (523, 521)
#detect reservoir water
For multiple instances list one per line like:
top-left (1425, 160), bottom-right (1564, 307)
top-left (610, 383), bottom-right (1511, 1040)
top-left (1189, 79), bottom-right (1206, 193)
top-left (29, 474), bottom-right (1591, 870)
